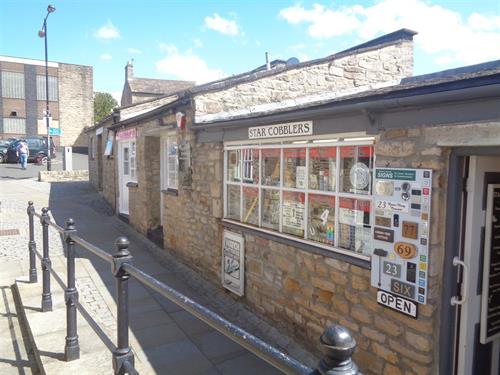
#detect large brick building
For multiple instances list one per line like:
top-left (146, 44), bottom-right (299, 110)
top-left (0, 55), bottom-right (93, 148)
top-left (88, 29), bottom-right (500, 374)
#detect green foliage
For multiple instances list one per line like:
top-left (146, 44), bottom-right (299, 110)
top-left (94, 92), bottom-right (118, 124)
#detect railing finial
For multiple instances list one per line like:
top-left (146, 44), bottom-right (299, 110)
top-left (317, 325), bottom-right (360, 375)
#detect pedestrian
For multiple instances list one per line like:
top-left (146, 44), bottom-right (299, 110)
top-left (17, 141), bottom-right (29, 170)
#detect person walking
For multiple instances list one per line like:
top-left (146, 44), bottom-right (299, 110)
top-left (17, 141), bottom-right (29, 170)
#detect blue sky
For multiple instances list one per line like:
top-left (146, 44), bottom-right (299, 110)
top-left (1, 0), bottom-right (499, 102)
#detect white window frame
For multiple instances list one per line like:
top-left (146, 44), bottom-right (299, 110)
top-left (130, 140), bottom-right (137, 182)
top-left (161, 134), bottom-right (178, 191)
top-left (223, 136), bottom-right (375, 261)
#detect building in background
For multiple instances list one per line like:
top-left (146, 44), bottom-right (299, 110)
top-left (120, 60), bottom-right (194, 106)
top-left (0, 55), bottom-right (93, 150)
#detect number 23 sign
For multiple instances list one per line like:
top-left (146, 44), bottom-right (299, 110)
top-left (394, 242), bottom-right (417, 259)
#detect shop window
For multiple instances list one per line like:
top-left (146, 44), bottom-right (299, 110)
top-left (224, 141), bottom-right (374, 258)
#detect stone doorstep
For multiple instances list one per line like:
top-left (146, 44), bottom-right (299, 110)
top-left (13, 258), bottom-right (155, 375)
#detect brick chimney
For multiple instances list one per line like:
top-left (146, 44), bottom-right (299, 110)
top-left (125, 60), bottom-right (134, 82)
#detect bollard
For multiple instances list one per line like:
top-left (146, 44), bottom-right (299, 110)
top-left (27, 201), bottom-right (37, 283)
top-left (112, 237), bottom-right (134, 374)
top-left (63, 218), bottom-right (80, 361)
top-left (317, 325), bottom-right (361, 375)
top-left (40, 207), bottom-right (52, 312)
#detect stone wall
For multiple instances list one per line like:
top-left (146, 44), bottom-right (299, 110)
top-left (59, 63), bottom-right (93, 147)
top-left (195, 40), bottom-right (413, 122)
top-left (38, 170), bottom-right (89, 182)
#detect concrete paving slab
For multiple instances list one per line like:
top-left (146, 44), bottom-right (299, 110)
top-left (216, 352), bottom-right (283, 375)
top-left (189, 329), bottom-right (246, 364)
top-left (132, 322), bottom-right (189, 349)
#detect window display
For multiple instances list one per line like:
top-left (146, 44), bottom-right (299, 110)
top-left (309, 147), bottom-right (336, 191)
top-left (227, 150), bottom-right (241, 182)
top-left (282, 191), bottom-right (305, 237)
top-left (227, 185), bottom-right (240, 220)
top-left (242, 187), bottom-right (259, 225)
top-left (242, 148), bottom-right (259, 184)
top-left (308, 194), bottom-right (335, 245)
top-left (338, 197), bottom-right (372, 255)
top-left (284, 148), bottom-right (306, 188)
top-left (339, 146), bottom-right (373, 195)
top-left (262, 149), bottom-right (280, 186)
top-left (261, 189), bottom-right (280, 230)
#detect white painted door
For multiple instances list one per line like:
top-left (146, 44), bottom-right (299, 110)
top-left (119, 141), bottom-right (131, 215)
top-left (456, 156), bottom-right (500, 375)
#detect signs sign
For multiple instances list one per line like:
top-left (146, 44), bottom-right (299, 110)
top-left (222, 230), bottom-right (245, 296)
top-left (116, 127), bottom-right (137, 141)
top-left (480, 185), bottom-right (500, 343)
top-left (248, 121), bottom-right (313, 139)
top-left (371, 168), bottom-right (432, 305)
top-left (377, 290), bottom-right (417, 318)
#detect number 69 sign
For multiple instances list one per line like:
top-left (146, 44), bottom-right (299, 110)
top-left (394, 242), bottom-right (417, 259)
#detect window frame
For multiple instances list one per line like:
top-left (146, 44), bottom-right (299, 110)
top-left (223, 137), bottom-right (374, 261)
top-left (161, 134), bottom-right (178, 191)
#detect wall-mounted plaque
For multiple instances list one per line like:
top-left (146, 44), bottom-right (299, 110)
top-left (222, 230), bottom-right (245, 296)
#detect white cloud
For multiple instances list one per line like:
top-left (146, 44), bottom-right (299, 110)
top-left (279, 0), bottom-right (500, 66)
top-left (204, 13), bottom-right (240, 36)
top-left (111, 91), bottom-right (122, 104)
top-left (193, 38), bottom-right (203, 48)
top-left (94, 21), bottom-right (120, 40)
top-left (100, 53), bottom-right (112, 61)
top-left (127, 48), bottom-right (142, 55)
top-left (155, 44), bottom-right (226, 84)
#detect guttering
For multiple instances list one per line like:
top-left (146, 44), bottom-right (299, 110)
top-left (192, 79), bottom-right (500, 130)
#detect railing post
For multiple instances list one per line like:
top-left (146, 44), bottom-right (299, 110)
top-left (64, 218), bottom-right (80, 361)
top-left (40, 207), bottom-right (52, 312)
top-left (112, 237), bottom-right (134, 374)
top-left (27, 201), bottom-right (37, 283)
top-left (316, 325), bottom-right (361, 375)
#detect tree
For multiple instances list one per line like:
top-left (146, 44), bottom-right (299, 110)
top-left (94, 92), bottom-right (118, 124)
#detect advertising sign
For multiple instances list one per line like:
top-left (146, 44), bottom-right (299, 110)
top-left (248, 121), bottom-right (313, 139)
top-left (222, 230), bottom-right (245, 296)
top-left (371, 168), bottom-right (432, 305)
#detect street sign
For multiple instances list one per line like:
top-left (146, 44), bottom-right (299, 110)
top-left (49, 127), bottom-right (61, 136)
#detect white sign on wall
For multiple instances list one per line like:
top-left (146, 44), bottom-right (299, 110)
top-left (248, 121), bottom-right (313, 139)
top-left (222, 230), bottom-right (245, 296)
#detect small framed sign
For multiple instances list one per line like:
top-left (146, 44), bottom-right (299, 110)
top-left (222, 230), bottom-right (245, 296)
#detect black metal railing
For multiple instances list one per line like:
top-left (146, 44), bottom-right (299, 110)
top-left (26, 201), bottom-right (361, 375)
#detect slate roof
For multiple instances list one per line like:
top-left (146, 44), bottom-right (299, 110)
top-left (128, 78), bottom-right (195, 95)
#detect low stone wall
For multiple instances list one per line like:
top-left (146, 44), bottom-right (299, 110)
top-left (38, 170), bottom-right (89, 182)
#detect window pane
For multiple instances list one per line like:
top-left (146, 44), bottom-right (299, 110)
top-left (3, 118), bottom-right (26, 134)
top-left (242, 187), bottom-right (259, 225)
top-left (309, 147), bottom-right (336, 191)
top-left (2, 71), bottom-right (24, 99)
top-left (167, 138), bottom-right (178, 188)
top-left (262, 149), bottom-right (280, 186)
top-left (242, 148), bottom-right (259, 184)
top-left (36, 75), bottom-right (58, 101)
top-left (282, 191), bottom-right (305, 237)
top-left (284, 148), bottom-right (306, 189)
top-left (227, 185), bottom-right (241, 220)
top-left (308, 194), bottom-right (335, 245)
top-left (261, 189), bottom-right (280, 230)
top-left (339, 146), bottom-right (373, 195)
top-left (227, 150), bottom-right (241, 182)
top-left (338, 197), bottom-right (371, 254)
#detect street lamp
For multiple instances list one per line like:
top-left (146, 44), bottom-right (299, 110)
top-left (38, 4), bottom-right (56, 171)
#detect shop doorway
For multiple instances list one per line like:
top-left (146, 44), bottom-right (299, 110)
top-left (118, 140), bottom-right (136, 215)
top-left (453, 155), bottom-right (500, 375)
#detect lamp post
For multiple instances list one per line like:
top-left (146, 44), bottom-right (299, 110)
top-left (38, 4), bottom-right (56, 171)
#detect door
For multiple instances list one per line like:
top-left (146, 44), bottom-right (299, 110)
top-left (455, 156), bottom-right (500, 375)
top-left (118, 141), bottom-right (131, 215)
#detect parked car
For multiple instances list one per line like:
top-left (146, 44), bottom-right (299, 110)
top-left (0, 139), bottom-right (12, 163)
top-left (6, 137), bottom-right (56, 164)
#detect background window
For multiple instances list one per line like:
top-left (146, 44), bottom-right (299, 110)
top-left (166, 137), bottom-right (178, 189)
top-left (338, 197), bottom-right (371, 253)
top-left (227, 185), bottom-right (240, 220)
top-left (284, 148), bottom-right (306, 189)
top-left (309, 147), bottom-right (336, 191)
top-left (339, 145), bottom-right (373, 195)
top-left (261, 189), bottom-right (280, 230)
top-left (262, 148), bottom-right (280, 186)
top-left (130, 141), bottom-right (137, 181)
top-left (282, 191), bottom-right (305, 237)
top-left (2, 71), bottom-right (25, 99)
top-left (2, 118), bottom-right (26, 134)
top-left (308, 194), bottom-right (335, 245)
top-left (227, 150), bottom-right (241, 182)
top-left (242, 187), bottom-right (259, 225)
top-left (36, 75), bottom-right (58, 101)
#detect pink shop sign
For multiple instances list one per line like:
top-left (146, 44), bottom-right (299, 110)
top-left (116, 128), bottom-right (136, 141)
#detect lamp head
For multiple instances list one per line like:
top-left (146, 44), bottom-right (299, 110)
top-left (47, 5), bottom-right (56, 13)
top-left (38, 29), bottom-right (46, 38)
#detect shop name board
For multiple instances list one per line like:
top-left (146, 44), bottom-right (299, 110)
top-left (377, 290), bottom-right (417, 318)
top-left (116, 127), bottom-right (137, 141)
top-left (248, 121), bottom-right (313, 139)
top-left (376, 169), bottom-right (416, 181)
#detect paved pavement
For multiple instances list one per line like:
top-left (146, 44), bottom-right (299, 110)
top-left (0, 178), bottom-right (317, 374)
top-left (0, 151), bottom-right (88, 180)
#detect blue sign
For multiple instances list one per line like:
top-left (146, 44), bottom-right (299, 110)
top-left (49, 127), bottom-right (62, 136)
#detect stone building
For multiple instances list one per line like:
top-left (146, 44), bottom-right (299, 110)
top-left (120, 60), bottom-right (194, 106)
top-left (88, 29), bottom-right (500, 375)
top-left (0, 55), bottom-right (92, 148)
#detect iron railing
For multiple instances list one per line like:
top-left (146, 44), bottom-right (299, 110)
top-left (26, 201), bottom-right (361, 375)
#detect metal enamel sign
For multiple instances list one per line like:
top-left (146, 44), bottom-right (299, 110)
top-left (377, 290), bottom-right (417, 318)
top-left (222, 230), bottom-right (245, 296)
top-left (371, 168), bottom-right (432, 305)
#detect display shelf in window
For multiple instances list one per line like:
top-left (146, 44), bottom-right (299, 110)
top-left (339, 146), bottom-right (373, 195)
top-left (309, 147), bottom-right (336, 191)
top-left (308, 194), bottom-right (335, 245)
top-left (282, 191), bottom-right (305, 237)
top-left (261, 189), bottom-right (280, 230)
top-left (227, 185), bottom-right (241, 220)
top-left (227, 150), bottom-right (241, 182)
top-left (338, 197), bottom-right (371, 255)
top-left (242, 149), bottom-right (259, 184)
top-left (262, 149), bottom-right (280, 186)
top-left (284, 148), bottom-right (306, 189)
top-left (242, 187), bottom-right (259, 225)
